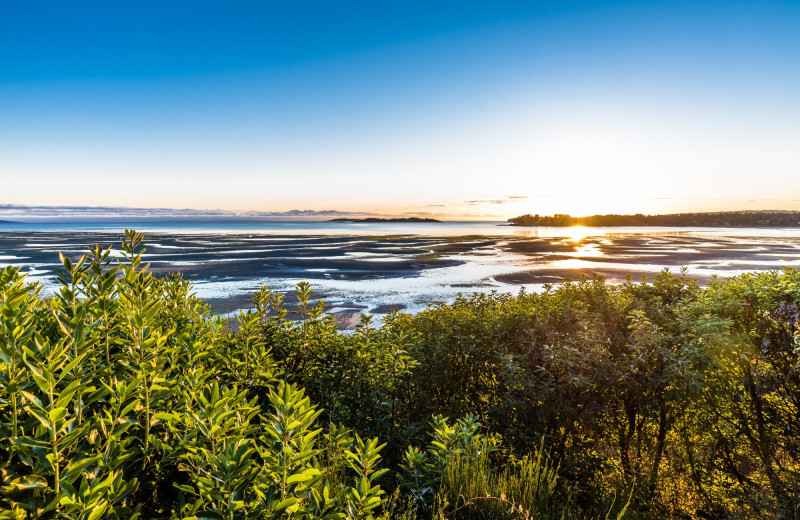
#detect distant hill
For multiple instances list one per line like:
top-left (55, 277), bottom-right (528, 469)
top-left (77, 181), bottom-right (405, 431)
top-left (330, 217), bottom-right (441, 223)
top-left (0, 220), bottom-right (18, 224)
top-left (508, 211), bottom-right (800, 227)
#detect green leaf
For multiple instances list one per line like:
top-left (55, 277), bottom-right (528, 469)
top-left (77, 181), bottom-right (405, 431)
top-left (11, 437), bottom-right (50, 450)
top-left (20, 390), bottom-right (43, 408)
top-left (371, 468), bottom-right (389, 481)
top-left (63, 455), bottom-right (103, 480)
top-left (87, 501), bottom-right (110, 520)
top-left (173, 483), bottom-right (195, 493)
top-left (49, 407), bottom-right (68, 424)
top-left (195, 512), bottom-right (224, 520)
top-left (28, 407), bottom-right (51, 430)
top-left (6, 475), bottom-right (49, 491)
top-left (273, 497), bottom-right (298, 512)
top-left (55, 379), bottom-right (83, 407)
top-left (286, 468), bottom-right (321, 484)
top-left (26, 361), bottom-right (52, 393)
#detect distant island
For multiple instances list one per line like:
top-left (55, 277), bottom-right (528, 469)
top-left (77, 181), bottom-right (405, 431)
top-left (508, 210), bottom-right (800, 227)
top-left (330, 217), bottom-right (441, 223)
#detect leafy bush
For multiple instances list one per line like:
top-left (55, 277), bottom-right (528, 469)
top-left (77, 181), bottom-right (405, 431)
top-left (0, 231), bottom-right (387, 520)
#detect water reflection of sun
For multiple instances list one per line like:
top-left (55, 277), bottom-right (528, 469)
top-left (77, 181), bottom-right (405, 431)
top-left (567, 226), bottom-right (592, 242)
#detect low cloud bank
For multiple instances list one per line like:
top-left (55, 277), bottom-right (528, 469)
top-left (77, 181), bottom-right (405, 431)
top-left (0, 204), bottom-right (372, 221)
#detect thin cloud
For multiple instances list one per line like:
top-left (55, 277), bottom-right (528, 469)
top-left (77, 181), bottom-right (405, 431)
top-left (0, 204), bottom-right (235, 218)
top-left (463, 195), bottom-right (531, 206)
top-left (464, 199), bottom-right (507, 205)
top-left (401, 210), bottom-right (503, 219)
top-left (412, 195), bottom-right (532, 208)
top-left (0, 204), bottom-right (372, 220)
top-left (239, 209), bottom-right (365, 217)
top-left (0, 204), bottom-right (508, 221)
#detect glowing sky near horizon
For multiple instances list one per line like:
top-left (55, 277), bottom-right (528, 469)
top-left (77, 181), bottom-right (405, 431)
top-left (1, 1), bottom-right (799, 219)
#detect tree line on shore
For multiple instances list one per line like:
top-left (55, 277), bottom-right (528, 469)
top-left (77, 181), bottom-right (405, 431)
top-left (1, 230), bottom-right (799, 519)
top-left (508, 210), bottom-right (800, 227)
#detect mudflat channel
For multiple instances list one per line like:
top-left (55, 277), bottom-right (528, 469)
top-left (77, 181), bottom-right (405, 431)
top-left (2, 230), bottom-right (800, 328)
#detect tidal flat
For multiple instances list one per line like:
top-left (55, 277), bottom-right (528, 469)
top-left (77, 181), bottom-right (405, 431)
top-left (2, 227), bottom-right (800, 328)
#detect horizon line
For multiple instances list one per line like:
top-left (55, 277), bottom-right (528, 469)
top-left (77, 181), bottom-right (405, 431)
top-left (2, 204), bottom-right (800, 223)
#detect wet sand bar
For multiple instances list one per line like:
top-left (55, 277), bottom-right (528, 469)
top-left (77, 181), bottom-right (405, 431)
top-left (2, 229), bottom-right (799, 328)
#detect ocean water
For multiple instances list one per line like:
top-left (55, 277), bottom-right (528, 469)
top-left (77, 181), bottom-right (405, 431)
top-left (2, 220), bottom-right (800, 326)
top-left (3, 219), bottom-right (800, 238)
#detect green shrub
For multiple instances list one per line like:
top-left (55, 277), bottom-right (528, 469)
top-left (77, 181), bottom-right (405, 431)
top-left (0, 231), bottom-right (388, 519)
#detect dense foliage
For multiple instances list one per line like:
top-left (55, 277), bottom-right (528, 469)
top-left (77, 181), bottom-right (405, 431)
top-left (508, 210), bottom-right (800, 227)
top-left (1, 231), bottom-right (799, 519)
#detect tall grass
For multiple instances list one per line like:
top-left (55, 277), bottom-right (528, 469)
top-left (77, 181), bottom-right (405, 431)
top-left (432, 440), bottom-right (561, 520)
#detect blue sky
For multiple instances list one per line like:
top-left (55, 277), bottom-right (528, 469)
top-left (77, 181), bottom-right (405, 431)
top-left (2, 1), bottom-right (799, 219)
